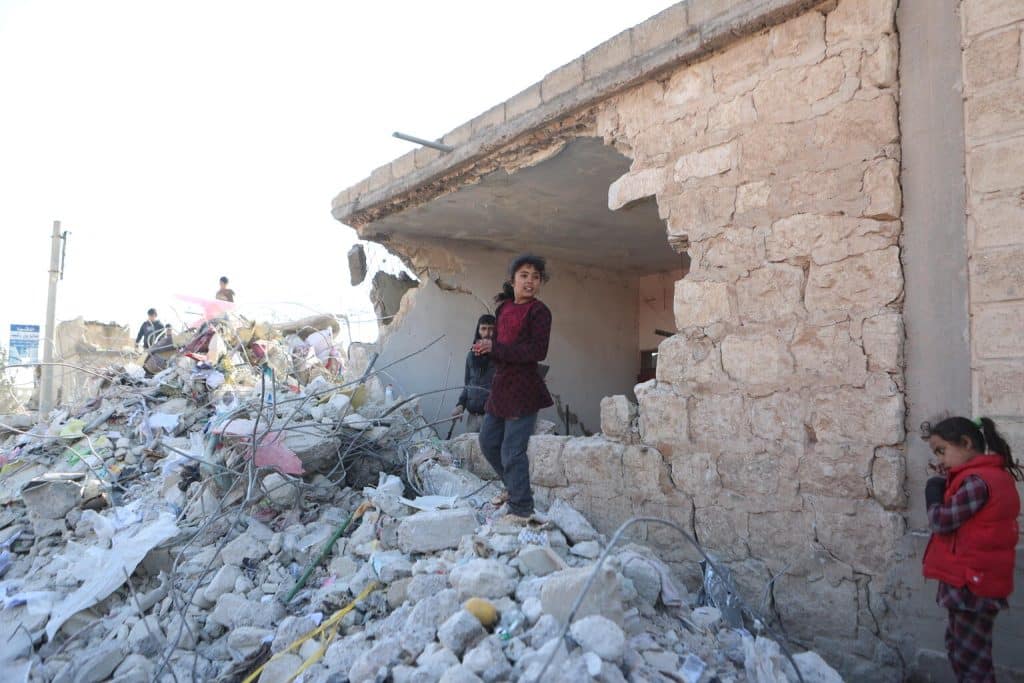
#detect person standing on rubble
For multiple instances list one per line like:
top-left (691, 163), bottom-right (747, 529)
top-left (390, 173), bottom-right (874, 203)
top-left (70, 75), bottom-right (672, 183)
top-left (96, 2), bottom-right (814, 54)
top-left (135, 309), bottom-right (164, 350)
top-left (215, 276), bottom-right (235, 302)
top-left (921, 416), bottom-right (1022, 682)
top-left (451, 314), bottom-right (496, 434)
top-left (474, 254), bottom-right (553, 524)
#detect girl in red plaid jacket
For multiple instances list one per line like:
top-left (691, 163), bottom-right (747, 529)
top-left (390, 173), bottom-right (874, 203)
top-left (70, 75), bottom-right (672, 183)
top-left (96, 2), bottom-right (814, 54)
top-left (922, 416), bottom-right (1023, 682)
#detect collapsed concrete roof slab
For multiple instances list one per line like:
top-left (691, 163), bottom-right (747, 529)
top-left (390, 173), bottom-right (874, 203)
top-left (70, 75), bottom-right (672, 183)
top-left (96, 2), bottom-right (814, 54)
top-left (365, 138), bottom-right (677, 272)
top-left (331, 0), bottom-right (823, 231)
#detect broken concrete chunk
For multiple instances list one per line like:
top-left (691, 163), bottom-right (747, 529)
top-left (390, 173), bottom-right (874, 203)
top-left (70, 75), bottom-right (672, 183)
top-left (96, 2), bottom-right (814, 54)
top-left (209, 593), bottom-right (284, 629)
top-left (227, 627), bottom-right (274, 657)
top-left (545, 498), bottom-right (599, 544)
top-left (540, 565), bottom-right (624, 626)
top-left (348, 243), bottom-right (368, 286)
top-left (518, 544), bottom-right (567, 577)
top-left (397, 508), bottom-right (477, 553)
top-left (570, 540), bottom-right (601, 559)
top-left (349, 635), bottom-right (402, 682)
top-left (439, 664), bottom-right (484, 683)
top-left (437, 608), bottom-right (486, 656)
top-left (202, 564), bottom-right (242, 603)
top-left (449, 558), bottom-right (517, 599)
top-left (570, 615), bottom-right (626, 662)
top-left (220, 531), bottom-right (270, 566)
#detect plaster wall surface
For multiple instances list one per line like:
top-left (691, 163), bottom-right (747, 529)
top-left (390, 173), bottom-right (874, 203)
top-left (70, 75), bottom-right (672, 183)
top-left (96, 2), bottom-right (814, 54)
top-left (372, 243), bottom-right (639, 435)
top-left (637, 270), bottom-right (684, 352)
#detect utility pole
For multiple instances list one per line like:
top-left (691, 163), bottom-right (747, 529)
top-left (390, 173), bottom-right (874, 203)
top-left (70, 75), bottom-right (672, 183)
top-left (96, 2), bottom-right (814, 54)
top-left (39, 220), bottom-right (62, 414)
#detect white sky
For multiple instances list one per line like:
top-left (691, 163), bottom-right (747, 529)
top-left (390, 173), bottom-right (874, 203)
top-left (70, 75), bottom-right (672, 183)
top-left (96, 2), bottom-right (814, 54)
top-left (0, 0), bottom-right (671, 349)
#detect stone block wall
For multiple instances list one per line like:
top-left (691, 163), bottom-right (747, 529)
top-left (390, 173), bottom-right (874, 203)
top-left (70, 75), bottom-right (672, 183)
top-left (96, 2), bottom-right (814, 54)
top-left (593, 1), bottom-right (904, 676)
top-left (962, 0), bottom-right (1024, 455)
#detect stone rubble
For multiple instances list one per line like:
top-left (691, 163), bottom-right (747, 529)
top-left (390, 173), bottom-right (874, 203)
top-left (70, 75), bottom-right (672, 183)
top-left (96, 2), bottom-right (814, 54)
top-left (0, 312), bottom-right (845, 682)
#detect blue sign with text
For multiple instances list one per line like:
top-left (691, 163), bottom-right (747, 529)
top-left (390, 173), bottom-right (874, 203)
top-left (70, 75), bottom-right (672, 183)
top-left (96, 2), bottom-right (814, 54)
top-left (9, 324), bottom-right (40, 365)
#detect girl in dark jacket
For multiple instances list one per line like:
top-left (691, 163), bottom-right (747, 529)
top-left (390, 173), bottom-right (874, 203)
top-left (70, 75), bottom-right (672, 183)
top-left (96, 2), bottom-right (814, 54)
top-left (451, 314), bottom-right (496, 433)
top-left (473, 254), bottom-right (553, 523)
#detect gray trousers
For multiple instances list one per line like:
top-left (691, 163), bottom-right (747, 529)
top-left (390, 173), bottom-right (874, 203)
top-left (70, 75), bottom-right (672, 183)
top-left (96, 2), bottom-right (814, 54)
top-left (479, 412), bottom-right (536, 516)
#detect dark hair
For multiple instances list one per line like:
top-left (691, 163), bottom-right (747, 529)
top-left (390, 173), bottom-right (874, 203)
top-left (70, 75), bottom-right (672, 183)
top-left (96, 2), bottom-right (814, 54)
top-left (921, 416), bottom-right (1022, 481)
top-left (147, 308), bottom-right (157, 316)
top-left (494, 253), bottom-right (549, 303)
top-left (473, 314), bottom-right (496, 342)
top-left (220, 276), bottom-right (229, 284)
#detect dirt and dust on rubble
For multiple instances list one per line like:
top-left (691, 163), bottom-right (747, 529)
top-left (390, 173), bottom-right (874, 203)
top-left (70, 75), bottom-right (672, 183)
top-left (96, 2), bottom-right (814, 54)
top-left (0, 308), bottom-right (843, 683)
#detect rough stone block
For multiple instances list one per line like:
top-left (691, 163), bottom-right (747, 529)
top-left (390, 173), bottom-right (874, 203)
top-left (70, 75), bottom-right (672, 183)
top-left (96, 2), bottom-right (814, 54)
top-left (632, 3), bottom-right (690, 56)
top-left (570, 615), bottom-right (625, 661)
top-left (861, 312), bottom-right (903, 372)
top-left (814, 500), bottom-right (904, 575)
top-left (963, 0), bottom-right (1024, 37)
top-left (449, 559), bottom-right (517, 600)
top-left (583, 28), bottom-right (633, 78)
top-left (769, 214), bottom-right (900, 266)
top-left (546, 497), bottom-right (601, 544)
top-left (506, 83), bottom-right (542, 120)
top-left (674, 279), bottom-right (732, 328)
top-left (541, 58), bottom-right (584, 101)
top-left (862, 158), bottom-right (902, 220)
top-left (970, 245), bottom-right (1024, 303)
top-left (563, 436), bottom-right (625, 486)
top-left (665, 62), bottom-right (713, 106)
top-left (811, 388), bottom-right (904, 445)
top-left (636, 382), bottom-right (689, 449)
top-left (471, 103), bottom-right (505, 134)
top-left (600, 395), bottom-right (637, 441)
top-left (721, 333), bottom-right (793, 385)
top-left (736, 264), bottom-right (805, 322)
top-left (974, 302), bottom-right (1024, 358)
top-left (665, 184), bottom-right (736, 242)
top-left (748, 391), bottom-right (808, 444)
top-left (709, 30), bottom-right (768, 95)
top-left (825, 0), bottom-right (896, 44)
top-left (804, 246), bottom-right (903, 312)
top-left (975, 362), bottom-right (1024, 415)
top-left (397, 508), bottom-right (478, 554)
top-left (528, 435), bottom-right (569, 487)
top-left (689, 393), bottom-right (747, 446)
top-left (391, 150), bottom-right (416, 180)
top-left (812, 95), bottom-right (899, 167)
top-left (414, 145), bottom-right (441, 169)
top-left (674, 141), bottom-right (737, 181)
top-left (774, 572), bottom-right (858, 639)
top-left (870, 446), bottom-right (906, 510)
top-left (967, 80), bottom-right (1024, 140)
top-left (798, 444), bottom-right (872, 498)
top-left (368, 163), bottom-right (394, 192)
top-left (770, 10), bottom-right (826, 65)
top-left (656, 332), bottom-right (724, 385)
top-left (718, 449), bottom-right (797, 500)
top-left (970, 137), bottom-right (1024, 193)
top-left (735, 180), bottom-right (770, 213)
top-left (752, 56), bottom-right (847, 124)
top-left (693, 506), bottom-right (749, 561)
top-left (518, 544), bottom-right (567, 576)
top-left (768, 162), bottom-right (867, 218)
top-left (670, 450), bottom-right (721, 499)
top-left (862, 34), bottom-right (899, 88)
top-left (971, 193), bottom-right (1024, 249)
top-left (963, 28), bottom-right (1020, 89)
top-left (608, 167), bottom-right (666, 210)
top-left (790, 323), bottom-right (868, 386)
top-left (540, 565), bottom-right (623, 625)
top-left (707, 94), bottom-right (756, 133)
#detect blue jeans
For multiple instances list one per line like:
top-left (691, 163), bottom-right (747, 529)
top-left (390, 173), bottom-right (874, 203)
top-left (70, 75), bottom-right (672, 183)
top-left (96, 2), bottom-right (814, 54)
top-left (479, 413), bottom-right (536, 516)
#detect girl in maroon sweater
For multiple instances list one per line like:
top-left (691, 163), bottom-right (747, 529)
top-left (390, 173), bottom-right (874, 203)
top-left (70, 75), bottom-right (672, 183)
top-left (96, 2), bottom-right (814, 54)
top-left (922, 416), bottom-right (1022, 682)
top-left (473, 254), bottom-right (553, 523)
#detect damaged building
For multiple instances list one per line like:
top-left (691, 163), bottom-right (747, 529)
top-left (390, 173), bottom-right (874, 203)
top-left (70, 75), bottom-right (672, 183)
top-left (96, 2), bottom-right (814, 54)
top-left (332, 0), bottom-right (1024, 679)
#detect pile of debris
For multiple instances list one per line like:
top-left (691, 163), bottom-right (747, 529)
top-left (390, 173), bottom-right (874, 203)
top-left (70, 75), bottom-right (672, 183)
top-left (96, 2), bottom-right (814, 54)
top-left (0, 312), bottom-right (842, 682)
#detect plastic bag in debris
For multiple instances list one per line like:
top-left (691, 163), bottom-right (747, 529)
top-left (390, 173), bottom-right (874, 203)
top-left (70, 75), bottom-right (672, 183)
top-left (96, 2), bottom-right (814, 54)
top-left (680, 653), bottom-right (706, 683)
top-left (46, 510), bottom-right (178, 639)
top-left (698, 558), bottom-right (743, 627)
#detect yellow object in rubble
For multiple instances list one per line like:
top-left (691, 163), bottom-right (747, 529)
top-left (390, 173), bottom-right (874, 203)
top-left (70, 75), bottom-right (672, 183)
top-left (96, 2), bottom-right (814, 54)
top-left (463, 597), bottom-right (499, 627)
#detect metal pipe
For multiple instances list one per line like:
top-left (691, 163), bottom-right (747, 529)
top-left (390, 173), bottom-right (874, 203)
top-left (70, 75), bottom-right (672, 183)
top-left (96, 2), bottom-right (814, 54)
top-left (392, 131), bottom-right (454, 153)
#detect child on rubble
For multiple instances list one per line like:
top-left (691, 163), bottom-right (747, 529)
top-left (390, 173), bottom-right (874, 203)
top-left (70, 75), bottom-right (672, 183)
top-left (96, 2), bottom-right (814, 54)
top-left (451, 314), bottom-right (496, 434)
top-left (921, 416), bottom-right (1022, 681)
top-left (473, 254), bottom-right (553, 524)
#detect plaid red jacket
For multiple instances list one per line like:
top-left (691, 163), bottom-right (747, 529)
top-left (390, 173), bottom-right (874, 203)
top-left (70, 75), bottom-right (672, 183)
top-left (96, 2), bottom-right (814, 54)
top-left (484, 299), bottom-right (553, 419)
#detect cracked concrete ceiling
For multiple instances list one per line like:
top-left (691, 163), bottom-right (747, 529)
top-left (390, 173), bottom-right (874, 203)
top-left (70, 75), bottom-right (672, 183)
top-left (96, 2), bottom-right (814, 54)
top-left (369, 137), bottom-right (681, 273)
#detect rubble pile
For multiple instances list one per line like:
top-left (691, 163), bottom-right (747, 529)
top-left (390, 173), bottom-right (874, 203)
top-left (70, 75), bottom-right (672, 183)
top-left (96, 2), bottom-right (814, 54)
top-left (0, 313), bottom-right (842, 682)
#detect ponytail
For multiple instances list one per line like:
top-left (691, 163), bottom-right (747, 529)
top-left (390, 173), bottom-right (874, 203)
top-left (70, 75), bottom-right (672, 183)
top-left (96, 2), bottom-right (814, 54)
top-left (978, 417), bottom-right (1023, 482)
top-left (494, 281), bottom-right (514, 304)
top-left (922, 415), bottom-right (1024, 482)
